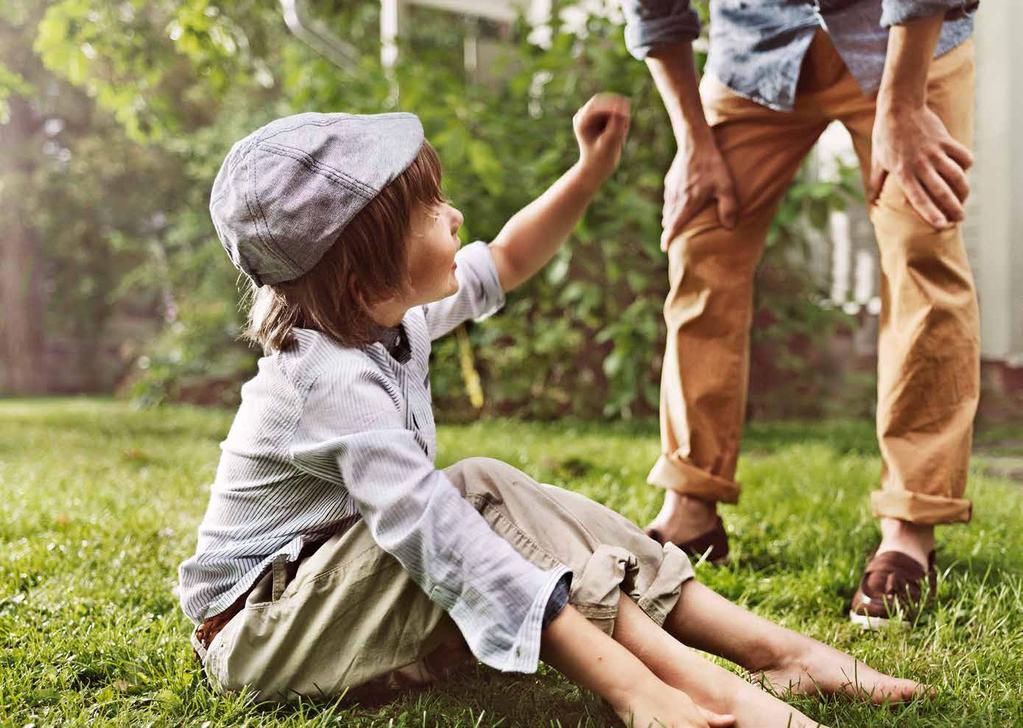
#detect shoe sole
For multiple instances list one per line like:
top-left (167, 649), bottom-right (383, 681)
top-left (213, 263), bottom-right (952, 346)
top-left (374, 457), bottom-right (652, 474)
top-left (848, 610), bottom-right (911, 631)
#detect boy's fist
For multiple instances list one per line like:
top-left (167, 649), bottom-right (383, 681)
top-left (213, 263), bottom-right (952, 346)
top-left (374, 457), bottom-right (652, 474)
top-left (573, 93), bottom-right (630, 184)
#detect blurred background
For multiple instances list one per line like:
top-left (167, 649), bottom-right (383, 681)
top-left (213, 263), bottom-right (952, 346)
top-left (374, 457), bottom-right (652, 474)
top-left (1, 0), bottom-right (1020, 425)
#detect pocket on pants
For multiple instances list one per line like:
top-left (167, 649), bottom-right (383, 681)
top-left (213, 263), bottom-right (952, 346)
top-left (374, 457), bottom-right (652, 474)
top-left (202, 614), bottom-right (244, 694)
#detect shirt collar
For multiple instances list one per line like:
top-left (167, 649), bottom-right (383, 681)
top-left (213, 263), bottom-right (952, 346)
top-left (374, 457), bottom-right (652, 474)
top-left (378, 324), bottom-right (411, 364)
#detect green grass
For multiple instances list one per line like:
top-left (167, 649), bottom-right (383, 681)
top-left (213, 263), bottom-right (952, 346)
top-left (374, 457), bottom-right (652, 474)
top-left (1, 397), bottom-right (1021, 726)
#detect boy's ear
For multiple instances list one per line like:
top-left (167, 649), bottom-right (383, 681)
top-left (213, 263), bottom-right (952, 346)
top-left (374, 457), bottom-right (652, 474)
top-left (350, 272), bottom-right (404, 311)
top-left (347, 273), bottom-right (372, 309)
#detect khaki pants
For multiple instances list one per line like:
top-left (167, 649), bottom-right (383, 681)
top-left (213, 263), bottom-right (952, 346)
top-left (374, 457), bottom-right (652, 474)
top-left (650, 32), bottom-right (979, 525)
top-left (201, 457), bottom-right (694, 702)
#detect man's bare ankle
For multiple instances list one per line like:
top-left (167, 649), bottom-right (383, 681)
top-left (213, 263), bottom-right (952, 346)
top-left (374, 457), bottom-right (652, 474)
top-left (877, 518), bottom-right (935, 567)
top-left (666, 492), bottom-right (717, 525)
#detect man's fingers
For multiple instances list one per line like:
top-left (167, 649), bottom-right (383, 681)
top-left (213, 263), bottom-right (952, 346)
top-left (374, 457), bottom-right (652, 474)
top-left (869, 163), bottom-right (887, 204)
top-left (900, 172), bottom-right (950, 228)
top-left (932, 152), bottom-right (970, 203)
top-left (660, 211), bottom-right (683, 252)
top-left (674, 197), bottom-right (702, 234)
top-left (661, 183), bottom-right (737, 251)
top-left (716, 185), bottom-right (739, 230)
top-left (660, 202), bottom-right (689, 251)
top-left (941, 137), bottom-right (974, 171)
top-left (662, 192), bottom-right (705, 250)
top-left (917, 164), bottom-right (964, 222)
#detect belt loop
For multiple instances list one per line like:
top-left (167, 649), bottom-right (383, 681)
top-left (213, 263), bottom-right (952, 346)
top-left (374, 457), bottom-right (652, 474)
top-left (271, 556), bottom-right (287, 601)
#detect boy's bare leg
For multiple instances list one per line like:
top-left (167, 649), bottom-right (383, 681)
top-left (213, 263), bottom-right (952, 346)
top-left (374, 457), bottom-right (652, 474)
top-left (665, 581), bottom-right (925, 703)
top-left (614, 595), bottom-right (826, 728)
top-left (542, 604), bottom-right (736, 728)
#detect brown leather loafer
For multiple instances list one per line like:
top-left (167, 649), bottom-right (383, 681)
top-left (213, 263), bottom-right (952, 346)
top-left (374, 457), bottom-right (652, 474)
top-left (647, 516), bottom-right (730, 565)
top-left (849, 549), bottom-right (936, 629)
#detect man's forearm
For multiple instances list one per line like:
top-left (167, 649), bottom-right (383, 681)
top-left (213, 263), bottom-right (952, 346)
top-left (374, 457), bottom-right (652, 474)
top-left (870, 10), bottom-right (973, 226)
top-left (646, 41), bottom-right (712, 147)
top-left (876, 14), bottom-right (945, 113)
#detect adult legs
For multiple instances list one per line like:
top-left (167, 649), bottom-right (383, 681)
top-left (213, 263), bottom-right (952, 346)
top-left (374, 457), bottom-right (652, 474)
top-left (835, 41), bottom-right (978, 581)
top-left (647, 68), bottom-right (829, 545)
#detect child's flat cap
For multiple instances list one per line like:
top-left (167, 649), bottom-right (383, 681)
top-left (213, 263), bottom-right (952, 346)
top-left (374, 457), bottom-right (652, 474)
top-left (210, 111), bottom-right (424, 286)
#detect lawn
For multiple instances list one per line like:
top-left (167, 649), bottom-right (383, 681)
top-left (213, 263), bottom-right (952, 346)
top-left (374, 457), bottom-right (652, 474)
top-left (1, 398), bottom-right (1021, 726)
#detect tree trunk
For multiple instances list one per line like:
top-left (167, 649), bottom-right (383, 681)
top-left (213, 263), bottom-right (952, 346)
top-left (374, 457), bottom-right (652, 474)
top-left (0, 97), bottom-right (48, 394)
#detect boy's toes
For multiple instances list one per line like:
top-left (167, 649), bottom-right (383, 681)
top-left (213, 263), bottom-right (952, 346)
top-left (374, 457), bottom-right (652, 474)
top-left (901, 679), bottom-right (935, 701)
top-left (870, 676), bottom-right (929, 704)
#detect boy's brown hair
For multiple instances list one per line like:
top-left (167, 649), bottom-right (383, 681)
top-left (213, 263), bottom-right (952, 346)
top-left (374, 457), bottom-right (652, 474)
top-left (242, 142), bottom-right (444, 352)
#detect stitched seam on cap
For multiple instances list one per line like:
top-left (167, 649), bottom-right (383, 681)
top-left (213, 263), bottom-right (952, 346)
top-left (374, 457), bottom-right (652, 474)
top-left (260, 141), bottom-right (377, 198)
top-left (258, 113), bottom-right (411, 144)
top-left (250, 151), bottom-right (306, 273)
top-left (258, 142), bottom-right (377, 199)
top-left (252, 177), bottom-right (292, 266)
top-left (225, 138), bottom-right (256, 174)
top-left (242, 167), bottom-right (296, 280)
top-left (259, 116), bottom-right (341, 143)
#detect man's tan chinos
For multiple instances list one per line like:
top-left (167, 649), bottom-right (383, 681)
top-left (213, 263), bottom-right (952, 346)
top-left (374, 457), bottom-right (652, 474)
top-left (650, 31), bottom-right (979, 525)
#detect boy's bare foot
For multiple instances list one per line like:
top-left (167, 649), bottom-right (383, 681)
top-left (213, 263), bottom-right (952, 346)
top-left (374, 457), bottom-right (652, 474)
top-left (613, 681), bottom-right (736, 728)
top-left (754, 639), bottom-right (927, 705)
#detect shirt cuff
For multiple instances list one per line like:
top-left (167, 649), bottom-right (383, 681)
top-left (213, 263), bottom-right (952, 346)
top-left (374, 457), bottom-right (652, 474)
top-left (541, 572), bottom-right (572, 630)
top-left (623, 4), bottom-right (701, 60)
top-left (500, 564), bottom-right (572, 674)
top-left (880, 0), bottom-right (978, 27)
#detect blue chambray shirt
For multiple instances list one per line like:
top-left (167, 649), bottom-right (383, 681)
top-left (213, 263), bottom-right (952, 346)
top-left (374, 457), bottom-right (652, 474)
top-left (621, 0), bottom-right (978, 111)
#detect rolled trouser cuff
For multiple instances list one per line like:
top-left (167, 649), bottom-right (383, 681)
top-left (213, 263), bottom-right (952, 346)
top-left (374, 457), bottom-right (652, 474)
top-left (570, 542), bottom-right (694, 635)
top-left (647, 454), bottom-right (741, 504)
top-left (636, 544), bottom-right (695, 627)
top-left (870, 489), bottom-right (972, 525)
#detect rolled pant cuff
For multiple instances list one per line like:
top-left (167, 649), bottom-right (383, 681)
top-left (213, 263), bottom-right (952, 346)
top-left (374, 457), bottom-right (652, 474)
top-left (647, 455), bottom-right (740, 504)
top-left (571, 542), bottom-right (695, 636)
top-left (870, 490), bottom-right (972, 525)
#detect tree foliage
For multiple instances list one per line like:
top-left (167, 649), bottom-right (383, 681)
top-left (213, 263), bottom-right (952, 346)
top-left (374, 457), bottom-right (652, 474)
top-left (8, 0), bottom-right (856, 416)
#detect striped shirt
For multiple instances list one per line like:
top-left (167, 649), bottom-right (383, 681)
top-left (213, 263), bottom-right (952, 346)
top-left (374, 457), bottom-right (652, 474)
top-left (178, 241), bottom-right (570, 674)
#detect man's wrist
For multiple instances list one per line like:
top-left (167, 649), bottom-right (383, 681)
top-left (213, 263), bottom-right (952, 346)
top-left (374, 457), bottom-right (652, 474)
top-left (877, 86), bottom-right (926, 116)
top-left (678, 120), bottom-right (714, 151)
top-left (876, 92), bottom-right (930, 135)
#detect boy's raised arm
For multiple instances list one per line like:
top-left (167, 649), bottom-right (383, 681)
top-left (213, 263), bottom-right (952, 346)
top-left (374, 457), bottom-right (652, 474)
top-left (489, 93), bottom-right (630, 292)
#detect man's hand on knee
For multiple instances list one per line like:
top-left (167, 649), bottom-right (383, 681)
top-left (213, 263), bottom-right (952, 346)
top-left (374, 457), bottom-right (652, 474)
top-left (870, 103), bottom-right (972, 229)
top-left (662, 139), bottom-right (739, 250)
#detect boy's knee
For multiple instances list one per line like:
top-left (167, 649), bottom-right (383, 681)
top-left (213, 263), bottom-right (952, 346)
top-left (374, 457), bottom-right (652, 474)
top-left (443, 457), bottom-right (525, 496)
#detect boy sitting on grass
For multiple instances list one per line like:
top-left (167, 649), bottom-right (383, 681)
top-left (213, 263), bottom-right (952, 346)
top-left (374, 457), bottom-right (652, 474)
top-left (180, 94), bottom-right (925, 727)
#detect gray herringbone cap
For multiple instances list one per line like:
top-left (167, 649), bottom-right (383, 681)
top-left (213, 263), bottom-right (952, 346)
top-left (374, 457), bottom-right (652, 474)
top-left (210, 111), bottom-right (424, 286)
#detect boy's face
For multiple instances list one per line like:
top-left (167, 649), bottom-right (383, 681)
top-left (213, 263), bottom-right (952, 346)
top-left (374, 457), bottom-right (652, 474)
top-left (403, 201), bottom-right (464, 306)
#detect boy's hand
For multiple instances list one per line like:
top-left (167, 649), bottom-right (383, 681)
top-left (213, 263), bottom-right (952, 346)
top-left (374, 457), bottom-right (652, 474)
top-left (573, 93), bottom-right (631, 185)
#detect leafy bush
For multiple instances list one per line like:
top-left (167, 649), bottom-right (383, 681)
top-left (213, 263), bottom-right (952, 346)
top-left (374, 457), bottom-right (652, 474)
top-left (27, 0), bottom-right (856, 418)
